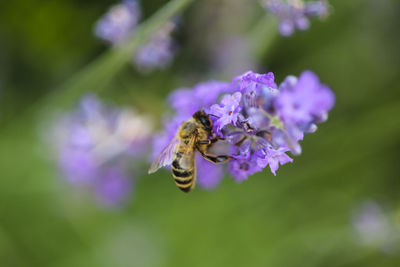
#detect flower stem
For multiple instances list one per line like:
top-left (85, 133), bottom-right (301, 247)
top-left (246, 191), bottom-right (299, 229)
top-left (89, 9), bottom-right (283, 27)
top-left (1, 0), bottom-right (196, 133)
top-left (248, 13), bottom-right (279, 61)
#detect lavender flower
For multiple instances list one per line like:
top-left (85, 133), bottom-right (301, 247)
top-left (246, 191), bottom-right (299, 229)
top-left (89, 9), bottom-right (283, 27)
top-left (94, 0), bottom-right (141, 44)
top-left (274, 71), bottom-right (334, 153)
top-left (352, 200), bottom-right (400, 254)
top-left (276, 71), bottom-right (334, 127)
top-left (94, 167), bottom-right (133, 207)
top-left (209, 92), bottom-right (242, 134)
top-left (233, 71), bottom-right (278, 110)
top-left (168, 81), bottom-right (232, 118)
top-left (256, 145), bottom-right (293, 176)
top-left (196, 155), bottom-right (224, 189)
top-left (151, 70), bottom-right (334, 188)
top-left (228, 140), bottom-right (261, 182)
top-left (94, 1), bottom-right (177, 72)
top-left (51, 94), bottom-right (153, 207)
top-left (134, 22), bottom-right (177, 72)
top-left (262, 0), bottom-right (330, 36)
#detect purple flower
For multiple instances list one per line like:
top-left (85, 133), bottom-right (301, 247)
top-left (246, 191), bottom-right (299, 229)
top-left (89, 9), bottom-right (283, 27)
top-left (193, 81), bottom-right (233, 109)
top-left (50, 94), bottom-right (152, 207)
top-left (168, 88), bottom-right (195, 116)
top-left (134, 22), bottom-right (176, 72)
top-left (151, 70), bottom-right (334, 189)
top-left (352, 200), bottom-right (400, 254)
top-left (256, 146), bottom-right (293, 176)
top-left (228, 140), bottom-right (261, 181)
top-left (234, 71), bottom-right (277, 93)
top-left (209, 92), bottom-right (242, 133)
top-left (59, 148), bottom-right (97, 184)
top-left (233, 71), bottom-right (278, 110)
top-left (234, 71), bottom-right (277, 98)
top-left (95, 168), bottom-right (133, 207)
top-left (94, 1), bottom-right (178, 73)
top-left (262, 0), bottom-right (330, 36)
top-left (168, 81), bottom-right (232, 118)
top-left (271, 125), bottom-right (303, 155)
top-left (275, 70), bottom-right (335, 128)
top-left (304, 0), bottom-right (330, 18)
top-left (94, 0), bottom-right (141, 44)
top-left (228, 158), bottom-right (261, 182)
top-left (196, 156), bottom-right (224, 189)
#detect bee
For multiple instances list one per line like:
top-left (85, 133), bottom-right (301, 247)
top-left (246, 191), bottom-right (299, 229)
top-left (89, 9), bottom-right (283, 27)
top-left (148, 110), bottom-right (233, 193)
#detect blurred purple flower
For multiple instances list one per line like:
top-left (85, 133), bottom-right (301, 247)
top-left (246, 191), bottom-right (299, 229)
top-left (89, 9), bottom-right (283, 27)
top-left (168, 81), bottom-right (232, 118)
top-left (304, 0), bottom-right (330, 18)
top-left (271, 71), bottom-right (334, 155)
top-left (196, 156), bottom-right (224, 189)
top-left (59, 148), bottom-right (97, 184)
top-left (51, 94), bottom-right (153, 207)
top-left (352, 200), bottom-right (400, 254)
top-left (134, 22), bottom-right (177, 72)
top-left (152, 70), bottom-right (334, 188)
top-left (94, 0), bottom-right (141, 44)
top-left (94, 1), bottom-right (178, 72)
top-left (168, 88), bottom-right (194, 115)
top-left (262, 0), bottom-right (330, 36)
top-left (194, 81), bottom-right (233, 110)
top-left (95, 168), bottom-right (133, 207)
top-left (275, 71), bottom-right (334, 127)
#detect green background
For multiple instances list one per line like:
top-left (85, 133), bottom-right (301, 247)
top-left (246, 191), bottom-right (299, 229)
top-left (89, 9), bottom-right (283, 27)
top-left (0, 0), bottom-right (399, 266)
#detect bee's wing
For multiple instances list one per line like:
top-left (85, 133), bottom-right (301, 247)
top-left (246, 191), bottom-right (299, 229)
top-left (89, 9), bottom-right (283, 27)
top-left (148, 136), bottom-right (180, 174)
top-left (184, 134), bottom-right (197, 154)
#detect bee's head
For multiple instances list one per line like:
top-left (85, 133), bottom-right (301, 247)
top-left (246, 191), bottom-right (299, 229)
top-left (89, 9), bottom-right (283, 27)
top-left (193, 110), bottom-right (213, 132)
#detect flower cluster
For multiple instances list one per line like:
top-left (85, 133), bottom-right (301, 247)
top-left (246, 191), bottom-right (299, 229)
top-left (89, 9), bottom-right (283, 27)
top-left (94, 0), bottom-right (141, 44)
top-left (262, 0), bottom-right (330, 36)
top-left (50, 94), bottom-right (153, 207)
top-left (152, 70), bottom-right (334, 188)
top-left (94, 0), bottom-right (177, 72)
top-left (352, 200), bottom-right (400, 254)
top-left (134, 21), bottom-right (177, 72)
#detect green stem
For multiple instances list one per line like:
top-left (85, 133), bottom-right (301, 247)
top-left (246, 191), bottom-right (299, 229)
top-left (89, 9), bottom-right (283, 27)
top-left (2, 0), bottom-right (196, 133)
top-left (248, 13), bottom-right (278, 61)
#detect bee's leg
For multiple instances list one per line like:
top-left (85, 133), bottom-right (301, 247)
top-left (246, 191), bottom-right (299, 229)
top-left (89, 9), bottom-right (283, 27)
top-left (196, 140), bottom-right (212, 145)
top-left (196, 136), bottom-right (224, 146)
top-left (197, 149), bottom-right (234, 164)
top-left (209, 137), bottom-right (219, 144)
top-left (196, 139), bottom-right (217, 145)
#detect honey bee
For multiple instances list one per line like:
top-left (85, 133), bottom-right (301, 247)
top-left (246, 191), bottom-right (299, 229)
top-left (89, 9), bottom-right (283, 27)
top-left (148, 110), bottom-right (233, 193)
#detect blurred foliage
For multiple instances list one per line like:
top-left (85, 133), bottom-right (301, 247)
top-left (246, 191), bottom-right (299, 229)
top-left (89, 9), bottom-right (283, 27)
top-left (0, 0), bottom-right (400, 266)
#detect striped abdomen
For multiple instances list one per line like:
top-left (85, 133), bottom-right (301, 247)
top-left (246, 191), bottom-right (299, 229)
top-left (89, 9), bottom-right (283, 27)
top-left (171, 146), bottom-right (195, 193)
